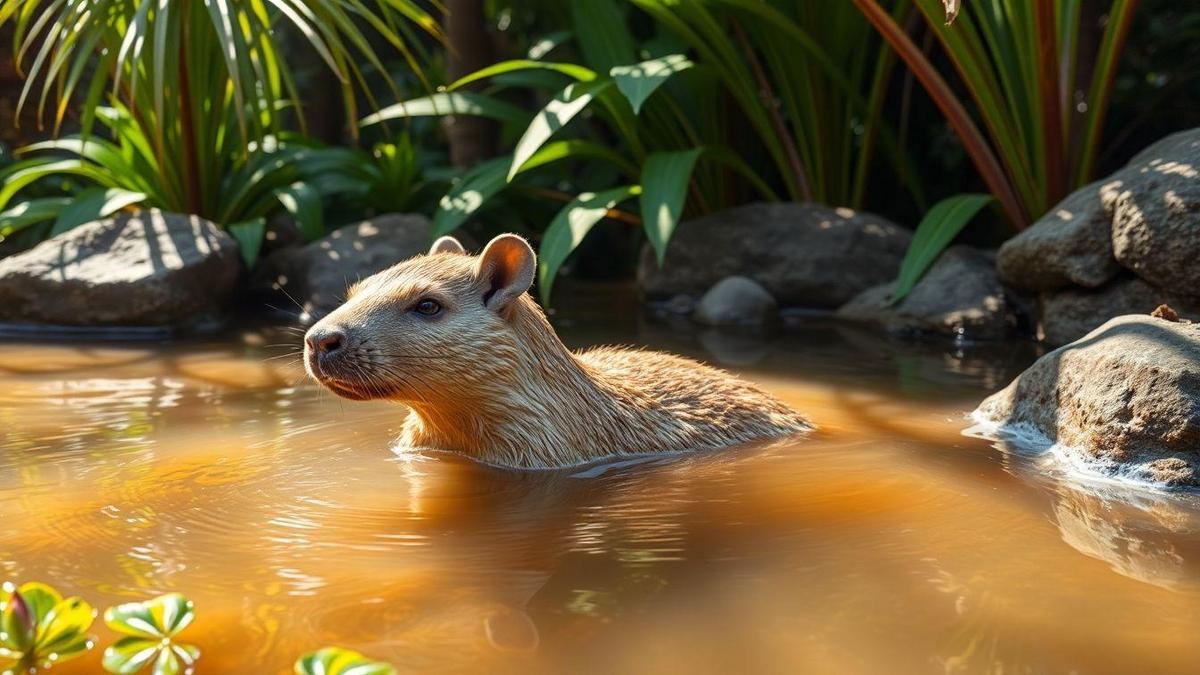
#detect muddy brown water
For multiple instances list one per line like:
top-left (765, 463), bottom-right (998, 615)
top-left (2, 290), bottom-right (1199, 674)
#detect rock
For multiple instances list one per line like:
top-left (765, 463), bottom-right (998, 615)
top-left (997, 127), bottom-right (1200, 296)
top-left (1110, 129), bottom-right (1200, 292)
top-left (0, 209), bottom-right (240, 328)
top-left (996, 182), bottom-right (1122, 290)
top-left (836, 246), bottom-right (1012, 340)
top-left (974, 314), bottom-right (1200, 487)
top-left (255, 214), bottom-right (457, 320)
top-left (693, 276), bottom-right (778, 326)
top-left (638, 202), bottom-right (911, 308)
top-left (1038, 275), bottom-right (1200, 346)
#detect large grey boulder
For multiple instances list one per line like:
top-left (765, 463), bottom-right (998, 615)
top-left (996, 183), bottom-right (1122, 290)
top-left (638, 202), bottom-right (911, 308)
top-left (837, 246), bottom-right (1012, 340)
top-left (1038, 276), bottom-right (1200, 346)
top-left (256, 214), bottom-right (453, 320)
top-left (998, 128), bottom-right (1200, 297)
top-left (974, 313), bottom-right (1200, 487)
top-left (692, 276), bottom-right (778, 326)
top-left (0, 209), bottom-right (240, 327)
top-left (1110, 130), bottom-right (1200, 292)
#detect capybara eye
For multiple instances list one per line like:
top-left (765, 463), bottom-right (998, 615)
top-left (412, 299), bottom-right (441, 316)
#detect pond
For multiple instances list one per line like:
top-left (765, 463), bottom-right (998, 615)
top-left (1, 286), bottom-right (1198, 674)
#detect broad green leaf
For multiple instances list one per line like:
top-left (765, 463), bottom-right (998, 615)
top-left (361, 92), bottom-right (529, 127)
top-left (273, 182), bottom-right (324, 242)
top-left (508, 79), bottom-right (614, 181)
top-left (538, 185), bottom-right (641, 304)
top-left (228, 218), bottom-right (267, 268)
top-left (446, 59), bottom-right (597, 91)
top-left (527, 30), bottom-right (572, 60)
top-left (50, 188), bottom-right (148, 236)
top-left (36, 597), bottom-right (96, 655)
top-left (294, 647), bottom-right (396, 675)
top-left (890, 194), bottom-right (994, 303)
top-left (610, 54), bottom-right (693, 114)
top-left (570, 0), bottom-right (636, 72)
top-left (433, 156), bottom-right (512, 237)
top-left (640, 148), bottom-right (703, 264)
top-left (517, 140), bottom-right (639, 178)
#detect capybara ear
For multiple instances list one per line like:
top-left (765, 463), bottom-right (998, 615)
top-left (475, 234), bottom-right (535, 314)
top-left (429, 235), bottom-right (467, 255)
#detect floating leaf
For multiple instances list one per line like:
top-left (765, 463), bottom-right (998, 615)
top-left (102, 594), bottom-right (199, 675)
top-left (640, 148), bottom-right (703, 264)
top-left (610, 54), bottom-right (693, 114)
top-left (294, 647), bottom-right (396, 675)
top-left (0, 581), bottom-right (96, 672)
top-left (890, 193), bottom-right (993, 303)
top-left (538, 185), bottom-right (642, 303)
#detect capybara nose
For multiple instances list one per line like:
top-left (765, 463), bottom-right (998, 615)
top-left (306, 327), bottom-right (346, 357)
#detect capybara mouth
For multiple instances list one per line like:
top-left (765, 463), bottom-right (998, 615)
top-left (315, 375), bottom-right (375, 401)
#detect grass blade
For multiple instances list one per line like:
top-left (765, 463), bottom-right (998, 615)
top-left (640, 148), bottom-right (702, 264)
top-left (890, 193), bottom-right (992, 303)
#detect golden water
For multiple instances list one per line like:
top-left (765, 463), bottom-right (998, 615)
top-left (2, 297), bottom-right (1199, 674)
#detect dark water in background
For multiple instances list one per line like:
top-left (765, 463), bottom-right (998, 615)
top-left (1, 285), bottom-right (1198, 674)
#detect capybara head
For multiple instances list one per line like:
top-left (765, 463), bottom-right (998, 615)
top-left (303, 233), bottom-right (537, 403)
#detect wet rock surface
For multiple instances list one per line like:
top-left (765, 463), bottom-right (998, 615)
top-left (837, 246), bottom-right (1013, 340)
top-left (638, 202), bottom-right (911, 308)
top-left (974, 313), bottom-right (1200, 488)
top-left (255, 213), bottom-right (454, 320)
top-left (693, 276), bottom-right (778, 326)
top-left (0, 209), bottom-right (240, 328)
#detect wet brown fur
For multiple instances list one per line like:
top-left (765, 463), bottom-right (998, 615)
top-left (305, 235), bottom-right (811, 469)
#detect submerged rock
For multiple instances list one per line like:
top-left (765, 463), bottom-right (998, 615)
top-left (0, 209), bottom-right (240, 328)
top-left (638, 202), bottom-right (911, 308)
top-left (693, 276), bottom-right (778, 326)
top-left (974, 313), bottom-right (1200, 487)
top-left (837, 246), bottom-right (1013, 340)
top-left (255, 213), bottom-right (453, 320)
top-left (1038, 275), bottom-right (1200, 346)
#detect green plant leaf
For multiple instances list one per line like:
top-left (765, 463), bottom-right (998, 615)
top-left (227, 218), bottom-right (267, 268)
top-left (570, 0), bottom-right (636, 72)
top-left (0, 198), bottom-right (73, 236)
top-left (273, 182), bottom-right (324, 242)
top-left (890, 194), bottom-right (993, 303)
top-left (433, 156), bottom-right (512, 237)
top-left (102, 637), bottom-right (160, 674)
top-left (446, 59), bottom-right (597, 91)
top-left (294, 647), bottom-right (396, 675)
top-left (508, 79), bottom-right (614, 181)
top-left (1, 581), bottom-right (96, 670)
top-left (610, 54), bottom-right (693, 114)
top-left (538, 185), bottom-right (642, 304)
top-left (517, 140), bottom-right (640, 178)
top-left (102, 637), bottom-right (200, 675)
top-left (360, 92), bottom-right (530, 127)
top-left (50, 188), bottom-right (148, 236)
top-left (640, 148), bottom-right (703, 264)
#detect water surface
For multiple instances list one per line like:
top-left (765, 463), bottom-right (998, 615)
top-left (2, 289), bottom-right (1198, 674)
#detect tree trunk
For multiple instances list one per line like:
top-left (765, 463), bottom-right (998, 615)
top-left (445, 0), bottom-right (497, 168)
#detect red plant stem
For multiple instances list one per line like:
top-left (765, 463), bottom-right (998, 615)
top-left (730, 18), bottom-right (813, 203)
top-left (178, 15), bottom-right (203, 217)
top-left (1035, 0), bottom-right (1066, 206)
top-left (854, 0), bottom-right (1028, 228)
